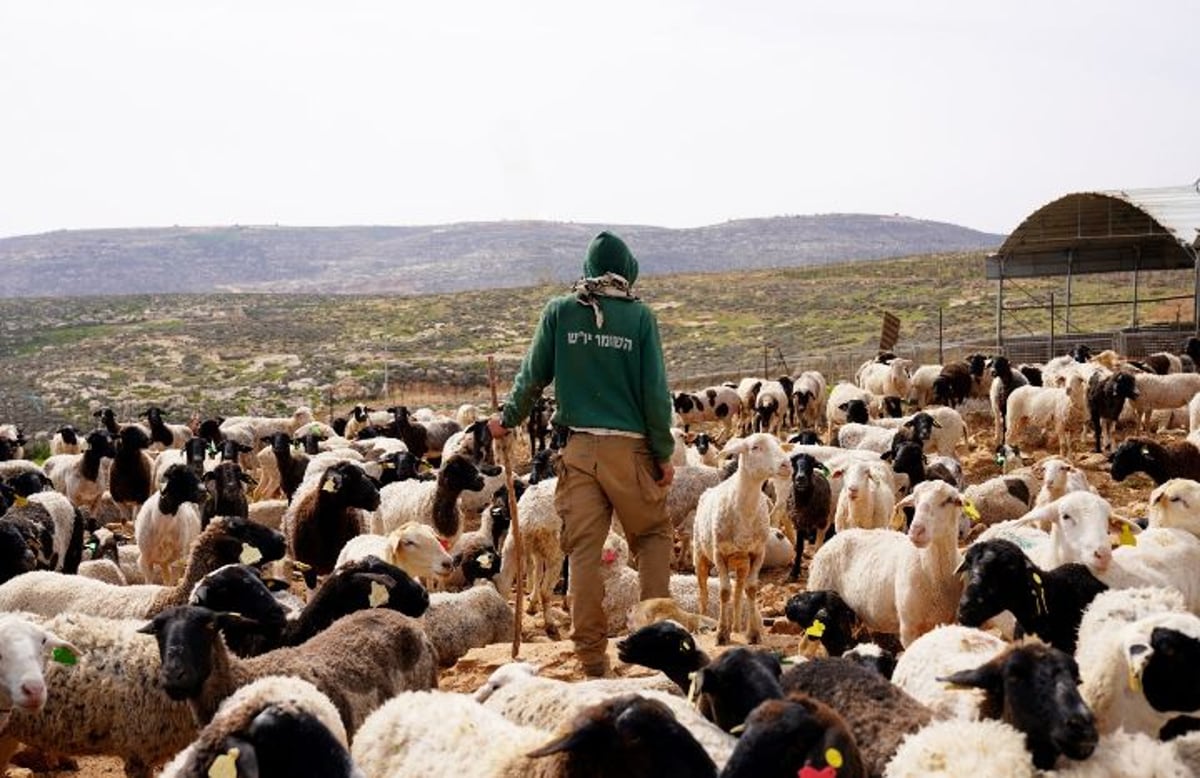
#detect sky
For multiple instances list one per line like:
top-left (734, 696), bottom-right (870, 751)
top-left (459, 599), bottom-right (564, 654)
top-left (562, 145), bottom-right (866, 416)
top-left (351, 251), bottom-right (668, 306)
top-left (1, 1), bottom-right (1197, 238)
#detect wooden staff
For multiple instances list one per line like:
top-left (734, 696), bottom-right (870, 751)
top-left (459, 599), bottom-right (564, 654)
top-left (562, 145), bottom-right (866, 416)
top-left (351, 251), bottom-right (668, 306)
top-left (488, 355), bottom-right (523, 657)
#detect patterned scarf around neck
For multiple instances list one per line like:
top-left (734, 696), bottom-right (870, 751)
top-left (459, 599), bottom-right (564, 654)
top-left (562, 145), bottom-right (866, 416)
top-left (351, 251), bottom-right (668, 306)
top-left (571, 272), bottom-right (638, 328)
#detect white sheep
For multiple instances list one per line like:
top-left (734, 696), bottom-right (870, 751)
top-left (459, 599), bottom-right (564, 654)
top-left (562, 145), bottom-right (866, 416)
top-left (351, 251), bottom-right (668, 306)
top-left (858, 357), bottom-right (913, 399)
top-left (354, 688), bottom-right (720, 778)
top-left (218, 405), bottom-right (316, 449)
top-left (133, 464), bottom-right (206, 584)
top-left (873, 405), bottom-right (969, 457)
top-left (836, 422), bottom-right (901, 453)
top-left (832, 459), bottom-right (897, 532)
top-left (753, 380), bottom-right (790, 435)
top-left (1021, 492), bottom-right (1200, 611)
top-left (1147, 478), bottom-right (1200, 538)
top-left (890, 624), bottom-right (1008, 721)
top-left (335, 521), bottom-right (454, 580)
top-left (1033, 456), bottom-right (1096, 506)
top-left (808, 479), bottom-right (965, 647)
top-left (1075, 587), bottom-right (1200, 736)
top-left (158, 675), bottom-right (357, 778)
top-left (422, 583), bottom-right (514, 667)
top-left (1131, 372), bottom-right (1200, 432)
top-left (1005, 373), bottom-right (1088, 455)
top-left (372, 454), bottom-right (485, 542)
top-left (596, 531), bottom-right (720, 635)
top-left (884, 718), bottom-right (1037, 778)
top-left (692, 432), bottom-right (792, 644)
top-left (1044, 728), bottom-right (1200, 778)
top-left (906, 364), bottom-right (944, 408)
top-left (476, 669), bottom-right (736, 768)
top-left (790, 370), bottom-right (827, 431)
top-left (495, 476), bottom-right (564, 636)
top-left (0, 614), bottom-right (79, 732)
top-left (0, 611), bottom-right (200, 778)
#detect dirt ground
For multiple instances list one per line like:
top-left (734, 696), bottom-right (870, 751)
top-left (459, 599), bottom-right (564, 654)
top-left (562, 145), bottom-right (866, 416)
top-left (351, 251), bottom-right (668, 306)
top-left (11, 406), bottom-right (1170, 777)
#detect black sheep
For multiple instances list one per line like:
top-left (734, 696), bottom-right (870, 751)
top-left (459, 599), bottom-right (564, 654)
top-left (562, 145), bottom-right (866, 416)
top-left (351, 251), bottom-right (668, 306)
top-left (1087, 371), bottom-right (1138, 452)
top-left (940, 643), bottom-right (1099, 770)
top-left (109, 424), bottom-right (153, 511)
top-left (956, 539), bottom-right (1107, 653)
top-left (932, 361), bottom-right (974, 407)
top-left (1109, 438), bottom-right (1200, 485)
top-left (784, 452), bottom-right (832, 581)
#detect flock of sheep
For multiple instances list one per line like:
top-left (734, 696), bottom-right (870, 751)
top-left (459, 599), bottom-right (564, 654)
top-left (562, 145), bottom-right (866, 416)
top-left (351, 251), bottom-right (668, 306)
top-left (2, 337), bottom-right (1200, 777)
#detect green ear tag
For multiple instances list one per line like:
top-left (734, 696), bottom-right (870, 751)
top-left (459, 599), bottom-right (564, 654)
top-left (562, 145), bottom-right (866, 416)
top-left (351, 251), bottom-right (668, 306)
top-left (52, 646), bottom-right (77, 666)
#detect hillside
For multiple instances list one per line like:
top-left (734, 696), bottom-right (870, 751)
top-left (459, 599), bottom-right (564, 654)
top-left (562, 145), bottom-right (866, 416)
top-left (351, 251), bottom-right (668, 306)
top-left (1, 250), bottom-right (1193, 436)
top-left (0, 215), bottom-right (1003, 297)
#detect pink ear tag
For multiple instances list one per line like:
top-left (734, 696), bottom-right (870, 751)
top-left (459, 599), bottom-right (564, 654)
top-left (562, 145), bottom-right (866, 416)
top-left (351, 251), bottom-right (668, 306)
top-left (798, 766), bottom-right (836, 778)
top-left (601, 548), bottom-right (618, 564)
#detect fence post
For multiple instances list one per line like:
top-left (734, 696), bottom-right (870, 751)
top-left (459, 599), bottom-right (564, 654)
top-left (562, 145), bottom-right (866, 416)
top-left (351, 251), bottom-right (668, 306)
top-left (938, 307), bottom-right (944, 364)
top-left (1049, 292), bottom-right (1056, 360)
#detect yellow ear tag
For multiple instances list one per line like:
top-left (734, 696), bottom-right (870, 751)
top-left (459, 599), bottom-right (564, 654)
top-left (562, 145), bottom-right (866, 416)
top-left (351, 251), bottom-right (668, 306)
top-left (368, 581), bottom-right (389, 608)
top-left (14, 495), bottom-right (28, 508)
top-left (686, 671), bottom-right (701, 704)
top-left (1128, 666), bottom-right (1142, 694)
top-left (208, 748), bottom-right (239, 778)
top-left (322, 479), bottom-right (338, 493)
top-left (805, 619), bottom-right (827, 639)
top-left (825, 747), bottom-right (844, 769)
top-left (1030, 572), bottom-right (1049, 616)
top-left (238, 544), bottom-right (263, 565)
top-left (963, 500), bottom-right (981, 523)
top-left (1120, 524), bottom-right (1137, 547)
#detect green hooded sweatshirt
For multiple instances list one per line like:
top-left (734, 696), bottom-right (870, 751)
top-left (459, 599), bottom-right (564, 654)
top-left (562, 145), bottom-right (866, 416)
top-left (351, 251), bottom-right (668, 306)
top-left (502, 232), bottom-right (675, 463)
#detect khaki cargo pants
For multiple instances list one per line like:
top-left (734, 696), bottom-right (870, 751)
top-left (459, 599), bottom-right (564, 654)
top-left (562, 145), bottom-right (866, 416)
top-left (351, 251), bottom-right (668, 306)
top-left (554, 432), bottom-right (671, 669)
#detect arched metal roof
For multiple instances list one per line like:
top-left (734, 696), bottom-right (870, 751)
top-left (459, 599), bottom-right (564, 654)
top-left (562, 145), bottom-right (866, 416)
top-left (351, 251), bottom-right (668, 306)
top-left (986, 184), bottom-right (1200, 279)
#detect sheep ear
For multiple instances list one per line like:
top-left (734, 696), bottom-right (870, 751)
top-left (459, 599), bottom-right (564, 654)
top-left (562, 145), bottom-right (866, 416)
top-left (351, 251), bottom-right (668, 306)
top-left (940, 655), bottom-right (1003, 692)
top-left (136, 619), bottom-right (159, 635)
top-left (526, 726), bottom-right (600, 759)
top-left (1017, 502), bottom-right (1059, 526)
top-left (837, 402), bottom-right (851, 412)
top-left (723, 439), bottom-right (749, 457)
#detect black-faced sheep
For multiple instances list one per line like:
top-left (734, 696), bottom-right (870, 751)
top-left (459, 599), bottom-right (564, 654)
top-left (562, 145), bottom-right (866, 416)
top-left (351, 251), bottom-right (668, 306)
top-left (955, 539), bottom-right (1107, 653)
top-left (143, 406), bottom-right (193, 450)
top-left (0, 516), bottom-right (286, 619)
top-left (1088, 370), bottom-right (1139, 452)
top-left (134, 463), bottom-right (208, 584)
top-left (201, 461), bottom-right (255, 525)
top-left (110, 424), bottom-right (155, 517)
top-left (42, 429), bottom-right (116, 513)
top-left (783, 452), bottom-right (833, 581)
top-left (781, 657), bottom-right (933, 778)
top-left (1109, 437), bottom-right (1200, 485)
top-left (386, 405), bottom-right (461, 463)
top-left (157, 676), bottom-right (358, 778)
top-left (283, 461), bottom-right (381, 577)
top-left (373, 453), bottom-right (487, 540)
top-left (140, 605), bottom-right (439, 736)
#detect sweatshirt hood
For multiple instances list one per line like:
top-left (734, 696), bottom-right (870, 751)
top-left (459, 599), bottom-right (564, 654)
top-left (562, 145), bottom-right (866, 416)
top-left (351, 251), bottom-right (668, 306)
top-left (583, 231), bottom-right (639, 285)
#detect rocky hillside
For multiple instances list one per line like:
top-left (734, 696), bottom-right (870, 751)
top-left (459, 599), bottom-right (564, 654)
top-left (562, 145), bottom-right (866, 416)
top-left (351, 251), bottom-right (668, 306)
top-left (0, 215), bottom-right (1003, 297)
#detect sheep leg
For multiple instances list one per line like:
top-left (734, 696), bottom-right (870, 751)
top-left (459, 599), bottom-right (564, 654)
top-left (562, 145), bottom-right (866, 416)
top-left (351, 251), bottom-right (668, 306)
top-left (716, 559), bottom-right (733, 646)
top-left (695, 554), bottom-right (711, 617)
top-left (727, 552), bottom-right (751, 641)
top-left (743, 555), bottom-right (763, 644)
top-left (787, 528), bottom-right (805, 582)
top-left (542, 548), bottom-right (563, 639)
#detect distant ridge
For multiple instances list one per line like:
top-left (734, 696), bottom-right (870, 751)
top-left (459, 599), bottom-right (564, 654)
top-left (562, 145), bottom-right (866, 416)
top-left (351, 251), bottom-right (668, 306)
top-left (0, 215), bottom-right (1004, 298)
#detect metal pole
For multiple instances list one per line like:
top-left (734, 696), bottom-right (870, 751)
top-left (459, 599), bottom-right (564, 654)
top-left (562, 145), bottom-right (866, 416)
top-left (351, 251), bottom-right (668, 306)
top-left (995, 257), bottom-right (1005, 350)
top-left (1132, 247), bottom-right (1141, 328)
top-left (938, 307), bottom-right (944, 364)
top-left (1050, 292), bottom-right (1056, 358)
top-left (1065, 249), bottom-right (1074, 333)
top-left (1193, 249), bottom-right (1200, 335)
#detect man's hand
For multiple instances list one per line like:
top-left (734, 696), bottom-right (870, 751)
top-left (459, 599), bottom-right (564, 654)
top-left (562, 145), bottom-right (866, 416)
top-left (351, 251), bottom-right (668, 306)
top-left (655, 461), bottom-right (675, 488)
top-left (487, 415), bottom-right (509, 440)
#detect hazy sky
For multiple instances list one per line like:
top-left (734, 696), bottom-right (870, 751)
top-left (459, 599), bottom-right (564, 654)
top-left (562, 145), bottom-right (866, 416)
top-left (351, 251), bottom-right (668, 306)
top-left (2, 1), bottom-right (1196, 238)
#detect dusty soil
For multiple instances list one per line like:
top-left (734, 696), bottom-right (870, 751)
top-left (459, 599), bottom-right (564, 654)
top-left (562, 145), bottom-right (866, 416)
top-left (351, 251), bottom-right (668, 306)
top-left (13, 408), bottom-right (1171, 777)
